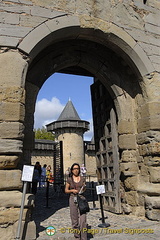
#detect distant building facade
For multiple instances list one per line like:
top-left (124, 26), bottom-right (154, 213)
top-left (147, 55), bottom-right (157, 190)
top-left (46, 100), bottom-right (96, 173)
top-left (31, 139), bottom-right (96, 177)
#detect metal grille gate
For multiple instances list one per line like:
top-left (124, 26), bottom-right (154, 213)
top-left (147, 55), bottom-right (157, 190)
top-left (91, 80), bottom-right (121, 213)
top-left (53, 141), bottom-right (64, 184)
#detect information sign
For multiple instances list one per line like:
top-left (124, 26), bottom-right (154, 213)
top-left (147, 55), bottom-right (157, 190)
top-left (21, 165), bottom-right (34, 182)
top-left (96, 185), bottom-right (105, 195)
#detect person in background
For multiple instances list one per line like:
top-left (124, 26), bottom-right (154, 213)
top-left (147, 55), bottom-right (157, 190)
top-left (46, 165), bottom-right (53, 183)
top-left (37, 162), bottom-right (42, 189)
top-left (65, 163), bottom-right (87, 240)
top-left (80, 164), bottom-right (87, 177)
top-left (32, 162), bottom-right (41, 194)
top-left (41, 164), bottom-right (47, 187)
top-left (65, 167), bottom-right (71, 178)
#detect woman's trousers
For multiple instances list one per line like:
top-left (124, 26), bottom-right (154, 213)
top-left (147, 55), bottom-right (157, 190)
top-left (69, 196), bottom-right (87, 240)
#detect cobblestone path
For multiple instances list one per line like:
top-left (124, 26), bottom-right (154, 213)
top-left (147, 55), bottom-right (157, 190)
top-left (32, 187), bottom-right (160, 240)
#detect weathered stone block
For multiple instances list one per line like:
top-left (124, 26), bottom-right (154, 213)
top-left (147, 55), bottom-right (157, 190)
top-left (136, 130), bottom-right (160, 145)
top-left (137, 192), bottom-right (146, 206)
top-left (143, 73), bottom-right (160, 102)
top-left (137, 117), bottom-right (150, 133)
top-left (20, 15), bottom-right (45, 27)
top-left (124, 175), bottom-right (138, 190)
top-left (0, 155), bottom-right (20, 169)
top-left (131, 206), bottom-right (145, 217)
top-left (139, 163), bottom-right (149, 176)
top-left (145, 23), bottom-right (160, 36)
top-left (118, 120), bottom-right (136, 134)
top-left (149, 116), bottom-right (160, 130)
top-left (18, 20), bottom-right (51, 55)
top-left (0, 36), bottom-right (20, 48)
top-left (13, 220), bottom-right (36, 240)
top-left (146, 209), bottom-right (160, 221)
top-left (132, 43), bottom-right (155, 76)
top-left (147, 142), bottom-right (160, 155)
top-left (46, 15), bottom-right (80, 32)
top-left (0, 23), bottom-right (32, 38)
top-left (0, 12), bottom-right (19, 25)
top-left (138, 175), bottom-right (150, 184)
top-left (0, 170), bottom-right (22, 190)
top-left (148, 166), bottom-right (160, 183)
top-left (0, 208), bottom-right (28, 225)
top-left (146, 131), bottom-right (160, 142)
top-left (7, 0), bottom-right (32, 4)
top-left (139, 142), bottom-right (160, 156)
top-left (139, 42), bottom-right (160, 57)
top-left (139, 144), bottom-right (147, 156)
top-left (144, 156), bottom-right (160, 166)
top-left (0, 51), bottom-right (28, 88)
top-left (119, 134), bottom-right (137, 150)
top-left (0, 191), bottom-right (34, 208)
top-left (125, 191), bottom-right (139, 206)
top-left (137, 132), bottom-right (148, 145)
top-left (0, 139), bottom-right (23, 154)
top-left (0, 86), bottom-right (25, 103)
top-left (0, 102), bottom-right (25, 122)
top-left (121, 150), bottom-right (137, 162)
top-left (0, 122), bottom-right (24, 139)
top-left (112, 2), bottom-right (144, 30)
top-left (31, 6), bottom-right (65, 18)
top-left (145, 196), bottom-right (160, 210)
top-left (138, 116), bottom-right (160, 133)
top-left (120, 162), bottom-right (139, 176)
top-left (0, 3), bottom-right (31, 14)
top-left (137, 155), bottom-right (144, 163)
top-left (137, 183), bottom-right (160, 196)
top-left (121, 203), bottom-right (131, 214)
top-left (0, 210), bottom-right (35, 240)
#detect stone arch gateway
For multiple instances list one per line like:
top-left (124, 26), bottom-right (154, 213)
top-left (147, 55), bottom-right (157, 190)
top-left (0, 1), bottom-right (160, 239)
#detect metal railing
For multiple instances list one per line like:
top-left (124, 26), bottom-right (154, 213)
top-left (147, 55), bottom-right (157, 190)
top-left (34, 175), bottom-right (98, 209)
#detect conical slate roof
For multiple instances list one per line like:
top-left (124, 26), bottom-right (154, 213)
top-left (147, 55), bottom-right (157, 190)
top-left (46, 99), bottom-right (90, 132)
top-left (57, 100), bottom-right (81, 121)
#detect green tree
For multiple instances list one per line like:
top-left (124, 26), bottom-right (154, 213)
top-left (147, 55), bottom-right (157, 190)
top-left (34, 127), bottom-right (55, 140)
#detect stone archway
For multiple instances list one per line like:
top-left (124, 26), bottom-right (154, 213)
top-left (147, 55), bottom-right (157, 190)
top-left (21, 17), bottom-right (159, 221)
top-left (22, 20), bottom-right (146, 216)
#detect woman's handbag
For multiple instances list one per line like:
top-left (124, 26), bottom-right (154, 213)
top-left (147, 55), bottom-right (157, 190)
top-left (77, 194), bottom-right (90, 215)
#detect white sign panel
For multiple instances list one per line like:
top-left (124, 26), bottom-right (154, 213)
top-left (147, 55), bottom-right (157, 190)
top-left (21, 165), bottom-right (34, 182)
top-left (96, 185), bottom-right (105, 195)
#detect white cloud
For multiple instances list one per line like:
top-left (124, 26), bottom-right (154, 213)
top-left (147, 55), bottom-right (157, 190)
top-left (84, 118), bottom-right (94, 141)
top-left (34, 97), bottom-right (94, 141)
top-left (34, 97), bottom-right (64, 129)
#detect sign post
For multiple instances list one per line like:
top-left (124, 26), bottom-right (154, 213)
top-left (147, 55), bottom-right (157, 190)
top-left (15, 165), bottom-right (34, 239)
top-left (96, 185), bottom-right (110, 228)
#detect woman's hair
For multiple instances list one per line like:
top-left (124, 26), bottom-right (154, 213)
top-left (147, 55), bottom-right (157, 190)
top-left (70, 163), bottom-right (80, 177)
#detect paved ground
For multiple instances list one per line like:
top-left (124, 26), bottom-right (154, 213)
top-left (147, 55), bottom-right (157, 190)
top-left (32, 186), bottom-right (160, 240)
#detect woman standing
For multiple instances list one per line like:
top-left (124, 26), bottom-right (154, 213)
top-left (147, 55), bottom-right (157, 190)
top-left (65, 163), bottom-right (87, 240)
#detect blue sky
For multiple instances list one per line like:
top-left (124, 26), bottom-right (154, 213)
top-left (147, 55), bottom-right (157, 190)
top-left (34, 73), bottom-right (94, 140)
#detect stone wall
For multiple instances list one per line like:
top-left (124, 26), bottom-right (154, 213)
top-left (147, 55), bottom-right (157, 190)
top-left (31, 154), bottom-right (54, 168)
top-left (57, 130), bottom-right (85, 172)
top-left (0, 0), bottom-right (160, 237)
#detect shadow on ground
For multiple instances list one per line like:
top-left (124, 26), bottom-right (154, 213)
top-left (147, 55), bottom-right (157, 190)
top-left (31, 185), bottom-right (98, 238)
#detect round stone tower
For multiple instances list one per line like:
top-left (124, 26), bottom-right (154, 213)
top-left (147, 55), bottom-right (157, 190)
top-left (47, 99), bottom-right (89, 172)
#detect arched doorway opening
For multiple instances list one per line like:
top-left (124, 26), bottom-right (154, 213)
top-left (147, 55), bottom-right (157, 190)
top-left (23, 35), bottom-right (142, 214)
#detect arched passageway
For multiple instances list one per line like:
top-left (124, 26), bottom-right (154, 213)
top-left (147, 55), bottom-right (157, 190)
top-left (23, 24), bottom-right (144, 216)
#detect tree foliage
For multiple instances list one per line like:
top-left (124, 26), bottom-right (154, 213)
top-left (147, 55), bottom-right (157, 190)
top-left (34, 127), bottom-right (55, 140)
